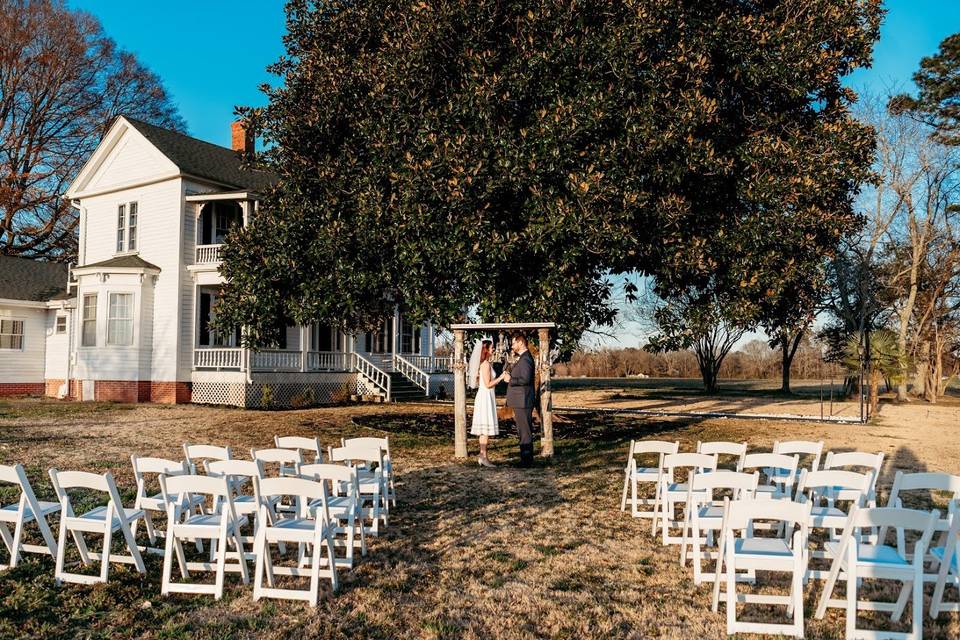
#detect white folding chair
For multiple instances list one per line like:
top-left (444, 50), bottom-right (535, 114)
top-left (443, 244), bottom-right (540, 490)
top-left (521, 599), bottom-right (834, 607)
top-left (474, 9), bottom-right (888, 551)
top-left (253, 477), bottom-right (339, 604)
top-left (182, 443), bottom-right (233, 475)
top-left (697, 441), bottom-right (747, 472)
top-left (680, 470), bottom-right (759, 584)
top-left (251, 448), bottom-right (303, 477)
top-left (742, 452), bottom-right (799, 501)
top-left (795, 468), bottom-right (872, 580)
top-left (816, 505), bottom-right (939, 640)
top-left (158, 473), bottom-right (249, 599)
top-left (931, 500), bottom-right (960, 619)
top-left (342, 436), bottom-right (395, 506)
top-left (773, 440), bottom-right (823, 479)
top-left (48, 469), bottom-right (146, 585)
top-left (275, 436), bottom-right (325, 475)
top-left (329, 443), bottom-right (388, 535)
top-left (654, 452), bottom-right (718, 545)
top-left (131, 455), bottom-right (203, 550)
top-left (619, 440), bottom-right (679, 519)
top-left (823, 450), bottom-right (885, 506)
top-left (0, 463), bottom-right (59, 568)
top-left (712, 497), bottom-right (811, 638)
top-left (298, 462), bottom-right (367, 568)
top-left (881, 470), bottom-right (960, 581)
top-left (206, 458), bottom-right (283, 558)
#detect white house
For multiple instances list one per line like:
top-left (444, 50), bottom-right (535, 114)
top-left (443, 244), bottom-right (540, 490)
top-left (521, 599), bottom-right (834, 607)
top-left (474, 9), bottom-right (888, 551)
top-left (0, 116), bottom-right (451, 407)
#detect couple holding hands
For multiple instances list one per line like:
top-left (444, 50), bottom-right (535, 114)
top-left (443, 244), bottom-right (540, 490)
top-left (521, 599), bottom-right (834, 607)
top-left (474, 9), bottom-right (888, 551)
top-left (468, 332), bottom-right (536, 468)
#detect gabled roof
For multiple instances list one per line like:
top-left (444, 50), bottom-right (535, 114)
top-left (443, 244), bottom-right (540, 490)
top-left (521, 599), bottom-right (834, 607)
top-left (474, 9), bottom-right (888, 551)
top-left (0, 255), bottom-right (68, 302)
top-left (123, 117), bottom-right (277, 192)
top-left (76, 255), bottom-right (161, 272)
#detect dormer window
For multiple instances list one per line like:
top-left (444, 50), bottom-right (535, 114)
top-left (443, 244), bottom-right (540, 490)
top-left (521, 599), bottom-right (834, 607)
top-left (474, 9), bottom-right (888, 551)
top-left (116, 202), bottom-right (138, 253)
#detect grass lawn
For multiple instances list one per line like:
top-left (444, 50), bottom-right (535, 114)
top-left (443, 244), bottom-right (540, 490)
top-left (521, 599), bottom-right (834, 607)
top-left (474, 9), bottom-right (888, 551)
top-left (0, 397), bottom-right (958, 639)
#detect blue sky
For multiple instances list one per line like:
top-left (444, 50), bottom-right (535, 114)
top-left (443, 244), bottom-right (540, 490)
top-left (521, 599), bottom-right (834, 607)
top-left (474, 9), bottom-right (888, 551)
top-left (70, 0), bottom-right (960, 347)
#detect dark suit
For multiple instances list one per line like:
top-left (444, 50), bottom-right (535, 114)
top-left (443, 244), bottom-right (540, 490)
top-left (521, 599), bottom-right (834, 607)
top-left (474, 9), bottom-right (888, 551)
top-left (506, 350), bottom-right (536, 464)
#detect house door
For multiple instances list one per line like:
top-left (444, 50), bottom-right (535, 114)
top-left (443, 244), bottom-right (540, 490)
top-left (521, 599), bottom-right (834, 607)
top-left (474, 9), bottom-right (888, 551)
top-left (364, 318), bottom-right (393, 354)
top-left (198, 291), bottom-right (240, 347)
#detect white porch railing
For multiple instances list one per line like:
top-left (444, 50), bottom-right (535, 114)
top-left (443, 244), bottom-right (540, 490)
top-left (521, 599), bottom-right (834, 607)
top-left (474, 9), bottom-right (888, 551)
top-left (307, 351), bottom-right (353, 371)
top-left (250, 349), bottom-right (302, 371)
top-left (354, 353), bottom-right (391, 401)
top-left (393, 354), bottom-right (429, 395)
top-left (404, 355), bottom-right (453, 373)
top-left (195, 244), bottom-right (224, 264)
top-left (194, 348), bottom-right (243, 370)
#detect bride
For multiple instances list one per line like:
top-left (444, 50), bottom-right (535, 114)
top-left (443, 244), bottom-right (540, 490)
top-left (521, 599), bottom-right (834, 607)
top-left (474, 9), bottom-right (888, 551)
top-left (468, 338), bottom-right (507, 467)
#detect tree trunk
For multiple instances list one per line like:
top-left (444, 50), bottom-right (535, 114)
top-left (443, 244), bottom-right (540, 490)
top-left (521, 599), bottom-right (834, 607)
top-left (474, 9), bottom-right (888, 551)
top-left (780, 334), bottom-right (791, 394)
top-left (869, 369), bottom-right (881, 417)
top-left (698, 357), bottom-right (719, 393)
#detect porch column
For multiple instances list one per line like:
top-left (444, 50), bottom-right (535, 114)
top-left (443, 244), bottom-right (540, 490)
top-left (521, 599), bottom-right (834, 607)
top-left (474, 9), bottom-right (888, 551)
top-left (538, 327), bottom-right (554, 457)
top-left (392, 308), bottom-right (400, 355)
top-left (453, 329), bottom-right (467, 458)
top-left (190, 284), bottom-right (198, 372)
top-left (240, 200), bottom-right (250, 227)
top-left (300, 325), bottom-right (309, 372)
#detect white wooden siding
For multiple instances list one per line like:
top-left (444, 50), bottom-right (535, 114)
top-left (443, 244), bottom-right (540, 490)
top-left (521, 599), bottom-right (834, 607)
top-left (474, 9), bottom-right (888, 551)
top-left (0, 305), bottom-right (46, 383)
top-left (84, 129), bottom-right (177, 192)
top-left (43, 310), bottom-right (70, 381)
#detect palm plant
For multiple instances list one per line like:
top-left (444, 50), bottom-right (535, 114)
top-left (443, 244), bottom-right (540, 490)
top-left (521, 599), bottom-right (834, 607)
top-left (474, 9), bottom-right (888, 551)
top-left (843, 329), bottom-right (909, 415)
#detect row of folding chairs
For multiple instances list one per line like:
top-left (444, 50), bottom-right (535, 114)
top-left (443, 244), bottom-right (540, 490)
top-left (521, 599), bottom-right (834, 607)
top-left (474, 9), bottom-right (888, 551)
top-left (0, 435), bottom-right (395, 607)
top-left (619, 438), bottom-right (960, 639)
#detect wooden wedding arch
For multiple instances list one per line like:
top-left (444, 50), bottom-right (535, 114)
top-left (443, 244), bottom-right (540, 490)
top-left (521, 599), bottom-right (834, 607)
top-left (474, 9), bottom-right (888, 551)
top-left (449, 322), bottom-right (556, 459)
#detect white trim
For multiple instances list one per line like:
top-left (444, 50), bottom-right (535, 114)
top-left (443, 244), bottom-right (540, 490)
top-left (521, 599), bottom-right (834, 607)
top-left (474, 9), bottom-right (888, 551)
top-left (0, 298), bottom-right (48, 309)
top-left (72, 265), bottom-right (160, 277)
top-left (185, 191), bottom-right (260, 202)
top-left (449, 322), bottom-right (556, 330)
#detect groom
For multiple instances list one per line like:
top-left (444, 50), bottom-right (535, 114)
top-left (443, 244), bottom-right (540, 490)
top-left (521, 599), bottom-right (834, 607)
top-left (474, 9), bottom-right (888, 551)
top-left (503, 332), bottom-right (536, 467)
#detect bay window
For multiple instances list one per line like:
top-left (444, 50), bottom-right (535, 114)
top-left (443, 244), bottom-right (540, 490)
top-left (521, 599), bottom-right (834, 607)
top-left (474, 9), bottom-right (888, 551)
top-left (107, 293), bottom-right (134, 346)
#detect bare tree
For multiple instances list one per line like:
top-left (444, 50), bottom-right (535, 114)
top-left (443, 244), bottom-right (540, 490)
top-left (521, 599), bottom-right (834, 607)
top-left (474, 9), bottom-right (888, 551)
top-left (0, 0), bottom-right (184, 259)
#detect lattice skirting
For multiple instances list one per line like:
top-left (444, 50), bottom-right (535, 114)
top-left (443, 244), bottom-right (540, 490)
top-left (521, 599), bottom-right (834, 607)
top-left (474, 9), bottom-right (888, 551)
top-left (191, 372), bottom-right (361, 409)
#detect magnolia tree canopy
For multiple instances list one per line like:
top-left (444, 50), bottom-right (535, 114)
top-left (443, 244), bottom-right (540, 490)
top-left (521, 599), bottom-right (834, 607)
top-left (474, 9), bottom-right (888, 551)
top-left (214, 0), bottom-right (882, 351)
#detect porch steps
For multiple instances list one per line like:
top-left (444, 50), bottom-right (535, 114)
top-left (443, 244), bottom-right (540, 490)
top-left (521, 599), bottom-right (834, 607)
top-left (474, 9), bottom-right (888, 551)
top-left (388, 372), bottom-right (428, 402)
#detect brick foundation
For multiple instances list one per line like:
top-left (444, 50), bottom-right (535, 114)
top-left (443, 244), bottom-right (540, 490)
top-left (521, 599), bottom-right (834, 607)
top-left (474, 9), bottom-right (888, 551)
top-left (0, 382), bottom-right (45, 397)
top-left (63, 379), bottom-right (191, 404)
top-left (146, 381), bottom-right (191, 404)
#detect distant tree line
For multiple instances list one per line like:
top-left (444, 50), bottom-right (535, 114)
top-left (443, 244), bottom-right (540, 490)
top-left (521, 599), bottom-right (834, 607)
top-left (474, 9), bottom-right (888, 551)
top-left (555, 336), bottom-right (845, 382)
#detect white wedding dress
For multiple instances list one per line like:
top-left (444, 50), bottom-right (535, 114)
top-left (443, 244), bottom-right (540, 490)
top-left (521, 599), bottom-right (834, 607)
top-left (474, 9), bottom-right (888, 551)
top-left (470, 363), bottom-right (499, 436)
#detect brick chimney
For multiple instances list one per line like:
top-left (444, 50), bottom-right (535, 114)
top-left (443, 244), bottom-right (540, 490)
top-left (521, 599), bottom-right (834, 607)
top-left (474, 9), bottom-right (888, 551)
top-left (231, 120), bottom-right (254, 157)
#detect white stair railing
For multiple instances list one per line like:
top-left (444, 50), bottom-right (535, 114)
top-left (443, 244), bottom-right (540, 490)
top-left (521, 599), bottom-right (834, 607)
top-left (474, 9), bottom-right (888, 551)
top-left (353, 353), bottom-right (391, 401)
top-left (393, 354), bottom-right (429, 396)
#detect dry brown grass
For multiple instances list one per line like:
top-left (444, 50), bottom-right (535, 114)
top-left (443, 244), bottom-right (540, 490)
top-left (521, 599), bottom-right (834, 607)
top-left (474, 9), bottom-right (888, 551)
top-left (0, 396), bottom-right (958, 639)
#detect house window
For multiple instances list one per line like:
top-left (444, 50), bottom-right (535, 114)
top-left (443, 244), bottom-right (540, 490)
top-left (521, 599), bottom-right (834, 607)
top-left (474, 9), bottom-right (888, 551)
top-left (0, 319), bottom-right (24, 350)
top-left (81, 294), bottom-right (97, 346)
top-left (55, 316), bottom-right (67, 334)
top-left (116, 201), bottom-right (138, 252)
top-left (399, 317), bottom-right (421, 354)
top-left (116, 204), bottom-right (125, 252)
top-left (311, 324), bottom-right (334, 351)
top-left (127, 202), bottom-right (137, 251)
top-left (107, 293), bottom-right (134, 346)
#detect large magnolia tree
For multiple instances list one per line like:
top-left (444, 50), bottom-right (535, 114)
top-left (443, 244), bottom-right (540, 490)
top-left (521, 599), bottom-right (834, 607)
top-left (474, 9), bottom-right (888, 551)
top-left (215, 0), bottom-right (881, 349)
